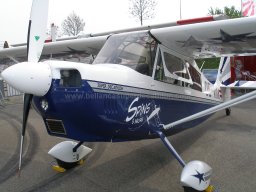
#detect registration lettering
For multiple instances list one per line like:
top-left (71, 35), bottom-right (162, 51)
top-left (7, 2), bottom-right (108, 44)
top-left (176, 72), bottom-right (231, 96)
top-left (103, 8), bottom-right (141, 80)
top-left (97, 82), bottom-right (123, 91)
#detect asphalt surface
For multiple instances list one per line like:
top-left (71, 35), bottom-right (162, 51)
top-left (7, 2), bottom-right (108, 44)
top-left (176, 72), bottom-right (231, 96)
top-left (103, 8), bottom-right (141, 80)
top-left (0, 96), bottom-right (256, 192)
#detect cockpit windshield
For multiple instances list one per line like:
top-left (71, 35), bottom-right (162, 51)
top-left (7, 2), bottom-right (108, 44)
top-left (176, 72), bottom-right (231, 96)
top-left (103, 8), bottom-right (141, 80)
top-left (93, 32), bottom-right (157, 76)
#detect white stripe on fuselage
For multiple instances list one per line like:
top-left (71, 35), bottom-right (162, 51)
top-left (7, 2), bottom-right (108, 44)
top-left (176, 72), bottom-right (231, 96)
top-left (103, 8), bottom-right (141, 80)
top-left (46, 60), bottom-right (222, 105)
top-left (88, 80), bottom-right (220, 105)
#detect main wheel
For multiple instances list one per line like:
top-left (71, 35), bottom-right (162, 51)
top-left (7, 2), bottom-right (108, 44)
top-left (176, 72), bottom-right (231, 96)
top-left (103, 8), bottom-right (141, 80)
top-left (183, 187), bottom-right (199, 192)
top-left (56, 159), bottom-right (81, 170)
top-left (225, 108), bottom-right (231, 116)
top-left (183, 185), bottom-right (215, 192)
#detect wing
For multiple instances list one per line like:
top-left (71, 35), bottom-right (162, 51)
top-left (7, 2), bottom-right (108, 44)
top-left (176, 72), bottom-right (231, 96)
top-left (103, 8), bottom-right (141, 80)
top-left (2, 16), bottom-right (256, 63)
top-left (0, 15), bottom-right (227, 64)
top-left (0, 35), bottom-right (107, 63)
top-left (151, 16), bottom-right (256, 59)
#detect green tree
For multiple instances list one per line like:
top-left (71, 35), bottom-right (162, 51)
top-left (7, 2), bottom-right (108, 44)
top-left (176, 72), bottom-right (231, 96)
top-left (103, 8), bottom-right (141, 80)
top-left (208, 7), bottom-right (223, 15)
top-left (224, 6), bottom-right (242, 18)
top-left (208, 6), bottom-right (242, 19)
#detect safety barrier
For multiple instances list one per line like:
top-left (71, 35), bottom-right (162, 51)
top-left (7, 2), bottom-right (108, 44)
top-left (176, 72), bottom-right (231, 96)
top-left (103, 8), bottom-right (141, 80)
top-left (0, 79), bottom-right (22, 106)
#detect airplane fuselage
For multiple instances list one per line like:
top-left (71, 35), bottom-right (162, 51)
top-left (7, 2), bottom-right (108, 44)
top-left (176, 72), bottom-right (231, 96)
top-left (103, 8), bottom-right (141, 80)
top-left (32, 60), bottom-right (222, 142)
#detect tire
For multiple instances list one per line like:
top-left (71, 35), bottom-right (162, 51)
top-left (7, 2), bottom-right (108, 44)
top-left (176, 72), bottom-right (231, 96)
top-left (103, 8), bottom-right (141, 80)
top-left (225, 108), bottom-right (231, 116)
top-left (183, 187), bottom-right (199, 192)
top-left (56, 159), bottom-right (79, 170)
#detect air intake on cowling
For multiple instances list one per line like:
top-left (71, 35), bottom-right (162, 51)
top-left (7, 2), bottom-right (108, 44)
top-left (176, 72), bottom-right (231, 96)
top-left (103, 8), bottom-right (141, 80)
top-left (46, 119), bottom-right (66, 135)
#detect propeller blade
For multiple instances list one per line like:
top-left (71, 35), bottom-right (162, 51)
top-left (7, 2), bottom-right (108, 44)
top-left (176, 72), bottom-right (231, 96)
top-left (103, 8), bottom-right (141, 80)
top-left (27, 0), bottom-right (49, 62)
top-left (17, 0), bottom-right (49, 175)
top-left (18, 94), bottom-right (33, 173)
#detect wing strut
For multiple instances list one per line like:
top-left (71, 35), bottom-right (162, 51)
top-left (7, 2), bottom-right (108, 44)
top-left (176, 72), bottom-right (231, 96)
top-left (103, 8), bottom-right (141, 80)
top-left (163, 90), bottom-right (256, 130)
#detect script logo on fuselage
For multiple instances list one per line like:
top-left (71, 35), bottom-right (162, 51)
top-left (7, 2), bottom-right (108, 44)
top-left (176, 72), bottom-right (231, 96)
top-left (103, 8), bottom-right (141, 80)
top-left (125, 97), bottom-right (151, 125)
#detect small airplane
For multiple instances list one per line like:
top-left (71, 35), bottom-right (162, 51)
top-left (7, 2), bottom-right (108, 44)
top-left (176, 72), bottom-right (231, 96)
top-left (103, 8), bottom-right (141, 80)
top-left (1, 0), bottom-right (256, 191)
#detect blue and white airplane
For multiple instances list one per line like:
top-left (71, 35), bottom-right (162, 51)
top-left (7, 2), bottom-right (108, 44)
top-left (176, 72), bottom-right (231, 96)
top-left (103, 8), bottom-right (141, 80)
top-left (1, 0), bottom-right (256, 191)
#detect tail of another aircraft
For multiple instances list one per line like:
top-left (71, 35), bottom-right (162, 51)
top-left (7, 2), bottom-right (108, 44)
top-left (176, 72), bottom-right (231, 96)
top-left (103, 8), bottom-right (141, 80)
top-left (214, 57), bottom-right (232, 101)
top-left (214, 56), bottom-right (256, 102)
top-left (215, 57), bottom-right (231, 86)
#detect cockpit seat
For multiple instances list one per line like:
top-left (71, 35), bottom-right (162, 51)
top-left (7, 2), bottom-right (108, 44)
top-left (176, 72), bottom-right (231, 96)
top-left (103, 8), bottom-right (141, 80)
top-left (135, 63), bottom-right (149, 75)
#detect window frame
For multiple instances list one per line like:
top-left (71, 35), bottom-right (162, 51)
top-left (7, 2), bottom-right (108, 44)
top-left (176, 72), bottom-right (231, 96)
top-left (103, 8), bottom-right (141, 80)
top-left (59, 69), bottom-right (82, 88)
top-left (153, 45), bottom-right (193, 84)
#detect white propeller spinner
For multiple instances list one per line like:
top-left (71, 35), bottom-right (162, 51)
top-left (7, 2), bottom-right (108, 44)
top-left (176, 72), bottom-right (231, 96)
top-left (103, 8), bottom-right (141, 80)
top-left (1, 62), bottom-right (52, 96)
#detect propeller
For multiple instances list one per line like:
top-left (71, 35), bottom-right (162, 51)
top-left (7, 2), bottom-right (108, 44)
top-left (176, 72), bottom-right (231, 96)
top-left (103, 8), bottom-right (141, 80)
top-left (1, 0), bottom-right (50, 174)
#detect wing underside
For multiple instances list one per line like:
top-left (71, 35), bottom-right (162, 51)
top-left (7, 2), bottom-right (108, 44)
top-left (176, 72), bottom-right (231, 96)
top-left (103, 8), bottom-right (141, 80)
top-left (1, 17), bottom-right (256, 63)
top-left (0, 36), bottom-right (108, 64)
top-left (151, 17), bottom-right (256, 59)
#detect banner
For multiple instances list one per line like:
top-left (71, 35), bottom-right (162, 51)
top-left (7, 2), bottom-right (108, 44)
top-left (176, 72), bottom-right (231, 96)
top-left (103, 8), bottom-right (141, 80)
top-left (242, 0), bottom-right (256, 16)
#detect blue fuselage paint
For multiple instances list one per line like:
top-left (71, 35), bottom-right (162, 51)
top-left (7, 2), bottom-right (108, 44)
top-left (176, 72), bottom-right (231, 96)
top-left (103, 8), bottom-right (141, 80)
top-left (33, 79), bottom-right (218, 142)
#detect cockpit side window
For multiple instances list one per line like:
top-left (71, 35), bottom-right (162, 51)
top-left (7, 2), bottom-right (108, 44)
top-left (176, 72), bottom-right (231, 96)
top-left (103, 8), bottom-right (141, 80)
top-left (154, 46), bottom-right (194, 87)
top-left (93, 32), bottom-right (157, 76)
top-left (60, 69), bottom-right (82, 87)
top-left (188, 64), bottom-right (202, 91)
top-left (163, 52), bottom-right (190, 80)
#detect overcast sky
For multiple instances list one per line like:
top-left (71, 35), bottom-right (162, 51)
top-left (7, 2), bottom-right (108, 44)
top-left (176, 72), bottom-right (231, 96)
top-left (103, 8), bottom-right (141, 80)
top-left (0, 0), bottom-right (241, 44)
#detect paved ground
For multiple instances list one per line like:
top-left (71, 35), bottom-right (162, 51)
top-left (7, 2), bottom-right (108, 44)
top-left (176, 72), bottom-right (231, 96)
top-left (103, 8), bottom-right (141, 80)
top-left (0, 96), bottom-right (256, 192)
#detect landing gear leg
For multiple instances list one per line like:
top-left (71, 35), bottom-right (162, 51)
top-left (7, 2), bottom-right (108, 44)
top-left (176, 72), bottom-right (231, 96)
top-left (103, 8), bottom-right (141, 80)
top-left (73, 141), bottom-right (84, 153)
top-left (155, 130), bottom-right (186, 167)
top-left (155, 130), bottom-right (213, 191)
